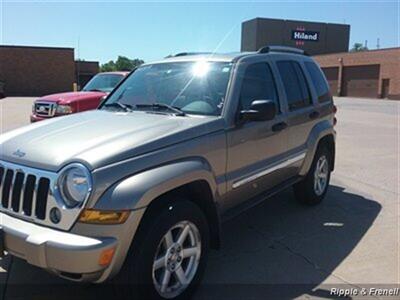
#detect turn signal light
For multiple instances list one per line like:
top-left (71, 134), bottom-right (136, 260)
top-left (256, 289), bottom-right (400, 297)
top-left (79, 209), bottom-right (130, 224)
top-left (99, 247), bottom-right (116, 266)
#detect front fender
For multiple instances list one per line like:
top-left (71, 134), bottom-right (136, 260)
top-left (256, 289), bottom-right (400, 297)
top-left (94, 159), bottom-right (218, 210)
top-left (299, 120), bottom-right (336, 176)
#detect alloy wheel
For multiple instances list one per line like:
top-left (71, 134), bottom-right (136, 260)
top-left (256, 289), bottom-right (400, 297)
top-left (152, 221), bottom-right (201, 299)
top-left (314, 155), bottom-right (329, 196)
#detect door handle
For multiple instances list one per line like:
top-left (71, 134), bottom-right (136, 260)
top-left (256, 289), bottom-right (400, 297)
top-left (272, 122), bottom-right (288, 132)
top-left (309, 111), bottom-right (320, 119)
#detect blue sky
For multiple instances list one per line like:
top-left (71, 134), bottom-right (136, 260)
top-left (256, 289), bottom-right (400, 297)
top-left (2, 1), bottom-right (399, 64)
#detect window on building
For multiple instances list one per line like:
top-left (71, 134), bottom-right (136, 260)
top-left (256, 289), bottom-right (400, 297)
top-left (239, 63), bottom-right (279, 112)
top-left (305, 61), bottom-right (331, 102)
top-left (276, 61), bottom-right (311, 110)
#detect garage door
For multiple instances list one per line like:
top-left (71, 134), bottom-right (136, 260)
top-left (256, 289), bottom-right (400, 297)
top-left (342, 65), bottom-right (380, 98)
top-left (322, 67), bottom-right (339, 96)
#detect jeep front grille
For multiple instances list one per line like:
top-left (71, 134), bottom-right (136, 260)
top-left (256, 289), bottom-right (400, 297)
top-left (0, 160), bottom-right (85, 230)
top-left (0, 166), bottom-right (49, 220)
top-left (35, 102), bottom-right (56, 117)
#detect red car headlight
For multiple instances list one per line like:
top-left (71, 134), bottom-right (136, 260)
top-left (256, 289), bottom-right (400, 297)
top-left (56, 104), bottom-right (73, 114)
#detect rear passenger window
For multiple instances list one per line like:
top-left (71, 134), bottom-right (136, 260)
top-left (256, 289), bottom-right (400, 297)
top-left (277, 61), bottom-right (311, 110)
top-left (305, 61), bottom-right (331, 102)
top-left (239, 63), bottom-right (279, 111)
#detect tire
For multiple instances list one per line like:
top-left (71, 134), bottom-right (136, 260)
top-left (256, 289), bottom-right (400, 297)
top-left (115, 199), bottom-right (209, 300)
top-left (293, 146), bottom-right (331, 205)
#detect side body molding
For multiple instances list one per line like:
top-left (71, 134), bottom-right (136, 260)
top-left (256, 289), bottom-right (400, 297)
top-left (299, 119), bottom-right (336, 176)
top-left (94, 159), bottom-right (219, 211)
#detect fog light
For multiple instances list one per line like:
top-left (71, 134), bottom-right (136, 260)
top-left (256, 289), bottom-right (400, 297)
top-left (50, 207), bottom-right (61, 224)
top-left (99, 247), bottom-right (116, 267)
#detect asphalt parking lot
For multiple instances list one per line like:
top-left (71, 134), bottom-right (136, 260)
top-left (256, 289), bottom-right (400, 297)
top-left (0, 97), bottom-right (399, 299)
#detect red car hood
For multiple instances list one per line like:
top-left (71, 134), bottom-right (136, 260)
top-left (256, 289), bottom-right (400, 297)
top-left (39, 91), bottom-right (106, 104)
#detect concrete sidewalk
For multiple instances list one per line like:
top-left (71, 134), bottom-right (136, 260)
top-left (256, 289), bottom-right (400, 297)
top-left (0, 97), bottom-right (36, 134)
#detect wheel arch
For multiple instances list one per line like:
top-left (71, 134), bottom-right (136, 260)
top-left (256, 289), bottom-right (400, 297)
top-left (317, 134), bottom-right (335, 171)
top-left (94, 159), bottom-right (221, 249)
top-left (299, 120), bottom-right (336, 176)
top-left (135, 180), bottom-right (221, 250)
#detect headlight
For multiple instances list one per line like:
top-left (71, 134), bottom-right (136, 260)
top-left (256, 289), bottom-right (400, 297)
top-left (58, 163), bottom-right (92, 208)
top-left (56, 104), bottom-right (73, 114)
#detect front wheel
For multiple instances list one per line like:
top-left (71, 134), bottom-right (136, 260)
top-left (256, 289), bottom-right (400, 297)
top-left (115, 200), bottom-right (209, 300)
top-left (293, 146), bottom-right (331, 205)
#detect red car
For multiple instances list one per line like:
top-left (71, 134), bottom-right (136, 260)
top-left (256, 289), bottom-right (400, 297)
top-left (31, 71), bottom-right (128, 122)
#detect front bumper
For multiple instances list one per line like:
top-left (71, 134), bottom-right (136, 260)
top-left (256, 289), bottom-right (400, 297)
top-left (0, 212), bottom-right (117, 280)
top-left (30, 114), bottom-right (52, 122)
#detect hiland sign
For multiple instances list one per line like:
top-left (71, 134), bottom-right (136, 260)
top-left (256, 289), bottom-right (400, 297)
top-left (292, 30), bottom-right (319, 42)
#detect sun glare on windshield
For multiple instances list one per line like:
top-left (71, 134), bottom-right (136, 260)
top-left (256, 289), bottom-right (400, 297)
top-left (192, 60), bottom-right (210, 77)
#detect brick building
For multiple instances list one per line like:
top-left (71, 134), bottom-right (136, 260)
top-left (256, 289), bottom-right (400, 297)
top-left (241, 18), bottom-right (350, 55)
top-left (75, 60), bottom-right (100, 89)
top-left (314, 48), bottom-right (400, 99)
top-left (241, 18), bottom-right (399, 100)
top-left (0, 45), bottom-right (75, 96)
top-left (0, 45), bottom-right (99, 97)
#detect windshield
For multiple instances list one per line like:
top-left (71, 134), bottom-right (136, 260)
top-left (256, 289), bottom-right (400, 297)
top-left (102, 61), bottom-right (233, 116)
top-left (82, 74), bottom-right (125, 93)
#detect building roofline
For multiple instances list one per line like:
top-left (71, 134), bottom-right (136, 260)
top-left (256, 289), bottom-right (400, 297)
top-left (313, 47), bottom-right (400, 57)
top-left (244, 17), bottom-right (350, 27)
top-left (0, 44), bottom-right (74, 51)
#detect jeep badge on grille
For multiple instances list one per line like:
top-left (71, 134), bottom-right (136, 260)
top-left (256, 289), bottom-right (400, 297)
top-left (12, 149), bottom-right (26, 158)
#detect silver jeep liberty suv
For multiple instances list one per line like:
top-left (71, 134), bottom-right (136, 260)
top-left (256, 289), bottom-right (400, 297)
top-left (0, 46), bottom-right (336, 299)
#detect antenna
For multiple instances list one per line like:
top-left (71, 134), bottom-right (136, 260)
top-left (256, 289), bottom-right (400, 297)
top-left (77, 36), bottom-right (80, 60)
top-left (77, 36), bottom-right (80, 89)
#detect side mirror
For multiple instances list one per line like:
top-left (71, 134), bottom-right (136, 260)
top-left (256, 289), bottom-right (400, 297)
top-left (239, 100), bottom-right (276, 122)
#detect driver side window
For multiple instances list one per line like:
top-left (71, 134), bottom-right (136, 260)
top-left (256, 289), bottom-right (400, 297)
top-left (239, 63), bottom-right (279, 111)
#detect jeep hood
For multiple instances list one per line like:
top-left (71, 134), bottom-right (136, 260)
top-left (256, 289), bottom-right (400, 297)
top-left (0, 110), bottom-right (223, 171)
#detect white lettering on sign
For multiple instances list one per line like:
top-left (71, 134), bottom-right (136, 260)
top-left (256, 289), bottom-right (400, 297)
top-left (292, 30), bottom-right (319, 42)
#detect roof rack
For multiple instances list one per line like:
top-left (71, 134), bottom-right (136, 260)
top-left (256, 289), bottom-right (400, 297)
top-left (257, 46), bottom-right (308, 56)
top-left (173, 52), bottom-right (213, 57)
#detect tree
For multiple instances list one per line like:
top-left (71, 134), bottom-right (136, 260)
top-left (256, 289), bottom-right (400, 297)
top-left (350, 42), bottom-right (368, 52)
top-left (100, 56), bottom-right (144, 72)
top-left (100, 60), bottom-right (116, 72)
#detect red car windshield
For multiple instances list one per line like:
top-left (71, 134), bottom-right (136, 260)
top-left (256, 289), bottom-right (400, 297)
top-left (82, 74), bottom-right (125, 93)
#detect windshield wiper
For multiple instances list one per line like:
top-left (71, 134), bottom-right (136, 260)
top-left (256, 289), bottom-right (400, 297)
top-left (135, 103), bottom-right (186, 116)
top-left (103, 101), bottom-right (133, 112)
